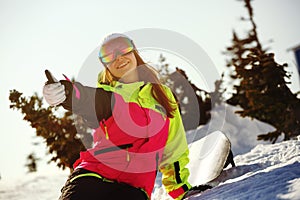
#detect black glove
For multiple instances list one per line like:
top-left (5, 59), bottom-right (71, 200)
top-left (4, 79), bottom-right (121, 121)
top-left (182, 185), bottom-right (212, 199)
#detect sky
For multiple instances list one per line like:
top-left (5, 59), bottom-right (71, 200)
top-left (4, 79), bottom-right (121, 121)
top-left (0, 0), bottom-right (300, 179)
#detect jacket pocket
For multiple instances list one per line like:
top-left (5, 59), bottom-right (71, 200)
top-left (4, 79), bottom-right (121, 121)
top-left (94, 143), bottom-right (133, 161)
top-left (94, 143), bottom-right (133, 162)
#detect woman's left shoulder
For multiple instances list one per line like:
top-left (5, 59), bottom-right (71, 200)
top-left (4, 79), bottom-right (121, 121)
top-left (161, 84), bottom-right (171, 90)
top-left (161, 84), bottom-right (173, 95)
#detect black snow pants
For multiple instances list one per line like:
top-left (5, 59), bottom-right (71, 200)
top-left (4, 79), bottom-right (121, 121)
top-left (59, 168), bottom-right (148, 200)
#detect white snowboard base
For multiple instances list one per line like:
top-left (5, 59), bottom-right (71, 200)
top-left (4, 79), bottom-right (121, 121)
top-left (187, 131), bottom-right (231, 186)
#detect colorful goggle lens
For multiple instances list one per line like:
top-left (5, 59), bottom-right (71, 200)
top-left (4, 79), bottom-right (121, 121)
top-left (99, 37), bottom-right (135, 64)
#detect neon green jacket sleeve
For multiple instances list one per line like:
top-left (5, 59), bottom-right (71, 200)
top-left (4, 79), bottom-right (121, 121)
top-left (159, 86), bottom-right (192, 199)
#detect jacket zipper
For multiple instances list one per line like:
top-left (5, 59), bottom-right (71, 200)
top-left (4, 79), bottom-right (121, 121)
top-left (101, 119), bottom-right (109, 140)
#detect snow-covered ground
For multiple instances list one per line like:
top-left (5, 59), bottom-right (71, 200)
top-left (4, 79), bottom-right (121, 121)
top-left (153, 138), bottom-right (300, 200)
top-left (0, 170), bottom-right (68, 200)
top-left (1, 104), bottom-right (299, 200)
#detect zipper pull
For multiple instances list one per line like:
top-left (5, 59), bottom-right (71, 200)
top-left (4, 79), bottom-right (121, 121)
top-left (126, 148), bottom-right (130, 162)
top-left (104, 125), bottom-right (109, 140)
top-left (102, 120), bottom-right (109, 140)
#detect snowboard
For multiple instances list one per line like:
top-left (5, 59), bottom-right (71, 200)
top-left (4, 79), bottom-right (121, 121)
top-left (187, 131), bottom-right (233, 186)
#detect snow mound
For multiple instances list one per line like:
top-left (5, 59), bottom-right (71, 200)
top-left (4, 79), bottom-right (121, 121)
top-left (0, 171), bottom-right (68, 200)
top-left (152, 139), bottom-right (300, 200)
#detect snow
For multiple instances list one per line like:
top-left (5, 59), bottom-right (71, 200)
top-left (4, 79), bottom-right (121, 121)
top-left (0, 170), bottom-right (68, 200)
top-left (1, 104), bottom-right (299, 200)
top-left (186, 104), bottom-right (276, 155)
top-left (152, 139), bottom-right (300, 200)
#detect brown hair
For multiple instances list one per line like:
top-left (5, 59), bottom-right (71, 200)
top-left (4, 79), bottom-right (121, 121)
top-left (99, 50), bottom-right (176, 118)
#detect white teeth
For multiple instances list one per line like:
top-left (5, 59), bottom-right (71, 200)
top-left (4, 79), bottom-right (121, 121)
top-left (118, 61), bottom-right (129, 68)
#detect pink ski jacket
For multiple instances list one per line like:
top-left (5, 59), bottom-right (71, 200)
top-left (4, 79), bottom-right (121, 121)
top-left (61, 80), bottom-right (191, 199)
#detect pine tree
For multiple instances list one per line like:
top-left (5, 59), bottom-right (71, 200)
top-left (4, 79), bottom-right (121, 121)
top-left (9, 90), bottom-right (93, 171)
top-left (168, 68), bottom-right (212, 130)
top-left (225, 0), bottom-right (300, 143)
top-left (157, 54), bottom-right (212, 130)
top-left (210, 73), bottom-right (227, 107)
top-left (25, 152), bottom-right (40, 173)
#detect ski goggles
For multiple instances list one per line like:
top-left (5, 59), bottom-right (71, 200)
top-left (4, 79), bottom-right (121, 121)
top-left (99, 37), bottom-right (136, 64)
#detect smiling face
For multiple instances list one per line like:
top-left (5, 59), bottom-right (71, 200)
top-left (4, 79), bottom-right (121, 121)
top-left (106, 51), bottom-right (138, 82)
top-left (99, 36), bottom-right (139, 83)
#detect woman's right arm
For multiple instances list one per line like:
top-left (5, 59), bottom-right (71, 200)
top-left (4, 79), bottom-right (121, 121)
top-left (60, 80), bottom-right (114, 128)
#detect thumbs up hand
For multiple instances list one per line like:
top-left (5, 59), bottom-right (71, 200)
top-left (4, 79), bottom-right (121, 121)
top-left (43, 70), bottom-right (66, 106)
